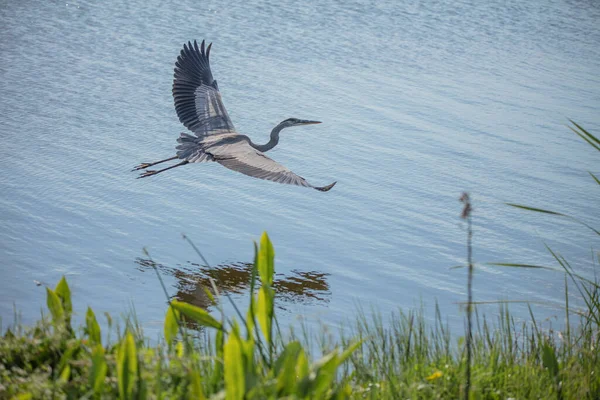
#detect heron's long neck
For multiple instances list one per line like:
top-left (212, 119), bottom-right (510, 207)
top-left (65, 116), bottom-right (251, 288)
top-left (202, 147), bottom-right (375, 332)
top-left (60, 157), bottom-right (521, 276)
top-left (249, 123), bottom-right (285, 152)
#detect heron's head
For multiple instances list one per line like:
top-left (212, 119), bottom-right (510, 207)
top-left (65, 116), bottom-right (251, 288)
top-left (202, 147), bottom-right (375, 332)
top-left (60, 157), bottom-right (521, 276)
top-left (280, 118), bottom-right (322, 128)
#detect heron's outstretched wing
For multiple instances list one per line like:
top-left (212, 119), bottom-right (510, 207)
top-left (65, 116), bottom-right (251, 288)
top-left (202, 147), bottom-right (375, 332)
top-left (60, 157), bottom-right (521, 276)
top-left (173, 40), bottom-right (236, 136)
top-left (208, 140), bottom-right (336, 192)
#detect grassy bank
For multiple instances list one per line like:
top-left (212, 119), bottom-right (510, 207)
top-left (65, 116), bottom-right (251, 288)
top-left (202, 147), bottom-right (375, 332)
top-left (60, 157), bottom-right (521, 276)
top-left (1, 236), bottom-right (599, 399)
top-left (1, 122), bottom-right (599, 399)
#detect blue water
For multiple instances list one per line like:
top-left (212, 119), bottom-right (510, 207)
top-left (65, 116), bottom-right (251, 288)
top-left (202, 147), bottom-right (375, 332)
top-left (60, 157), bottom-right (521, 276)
top-left (1, 0), bottom-right (599, 336)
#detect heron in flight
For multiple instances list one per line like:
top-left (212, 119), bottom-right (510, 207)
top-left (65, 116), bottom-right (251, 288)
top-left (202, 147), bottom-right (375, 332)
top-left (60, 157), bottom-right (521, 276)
top-left (134, 40), bottom-right (336, 192)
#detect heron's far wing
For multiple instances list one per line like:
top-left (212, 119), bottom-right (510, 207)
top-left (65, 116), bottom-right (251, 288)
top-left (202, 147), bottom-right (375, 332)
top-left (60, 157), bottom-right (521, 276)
top-left (209, 140), bottom-right (336, 191)
top-left (173, 40), bottom-right (236, 136)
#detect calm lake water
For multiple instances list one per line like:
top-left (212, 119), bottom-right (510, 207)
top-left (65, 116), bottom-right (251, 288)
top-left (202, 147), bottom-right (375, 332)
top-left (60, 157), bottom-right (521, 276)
top-left (1, 0), bottom-right (599, 336)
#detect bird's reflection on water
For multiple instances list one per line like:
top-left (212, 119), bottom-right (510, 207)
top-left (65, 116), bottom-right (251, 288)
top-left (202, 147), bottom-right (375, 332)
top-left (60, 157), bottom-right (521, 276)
top-left (135, 259), bottom-right (330, 312)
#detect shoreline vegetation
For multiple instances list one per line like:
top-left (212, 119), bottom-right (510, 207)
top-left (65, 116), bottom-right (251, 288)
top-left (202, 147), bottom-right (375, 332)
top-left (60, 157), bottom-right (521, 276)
top-left (1, 122), bottom-right (598, 399)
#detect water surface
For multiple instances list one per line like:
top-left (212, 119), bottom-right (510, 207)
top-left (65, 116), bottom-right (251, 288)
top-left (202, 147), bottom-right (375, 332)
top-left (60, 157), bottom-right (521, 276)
top-left (1, 0), bottom-right (599, 335)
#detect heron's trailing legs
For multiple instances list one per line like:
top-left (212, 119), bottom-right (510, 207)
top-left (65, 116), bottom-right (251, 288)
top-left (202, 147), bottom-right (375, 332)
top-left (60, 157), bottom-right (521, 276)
top-left (137, 160), bottom-right (189, 179)
top-left (132, 156), bottom-right (178, 171)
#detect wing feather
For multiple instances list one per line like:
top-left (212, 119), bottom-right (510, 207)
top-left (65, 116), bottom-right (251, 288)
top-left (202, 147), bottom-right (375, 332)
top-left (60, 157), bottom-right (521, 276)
top-left (173, 40), bottom-right (236, 136)
top-left (208, 140), bottom-right (336, 191)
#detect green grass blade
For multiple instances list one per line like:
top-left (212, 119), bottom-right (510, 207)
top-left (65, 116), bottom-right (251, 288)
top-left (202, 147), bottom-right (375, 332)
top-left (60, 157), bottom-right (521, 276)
top-left (569, 119), bottom-right (600, 148)
top-left (546, 245), bottom-right (600, 288)
top-left (488, 262), bottom-right (560, 271)
top-left (527, 303), bottom-right (540, 341)
top-left (456, 300), bottom-right (548, 305)
top-left (506, 204), bottom-right (565, 216)
top-left (589, 172), bottom-right (600, 186)
top-left (570, 120), bottom-right (599, 143)
top-left (337, 340), bottom-right (363, 366)
top-left (569, 126), bottom-right (600, 152)
top-left (507, 204), bottom-right (600, 236)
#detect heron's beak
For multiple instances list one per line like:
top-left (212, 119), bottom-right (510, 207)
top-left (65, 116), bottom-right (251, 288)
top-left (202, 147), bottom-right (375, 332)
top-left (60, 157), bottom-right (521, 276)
top-left (298, 120), bottom-right (322, 125)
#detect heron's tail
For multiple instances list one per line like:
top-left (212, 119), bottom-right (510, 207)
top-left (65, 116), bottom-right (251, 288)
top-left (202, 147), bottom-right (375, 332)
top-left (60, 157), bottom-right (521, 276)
top-left (176, 133), bottom-right (214, 163)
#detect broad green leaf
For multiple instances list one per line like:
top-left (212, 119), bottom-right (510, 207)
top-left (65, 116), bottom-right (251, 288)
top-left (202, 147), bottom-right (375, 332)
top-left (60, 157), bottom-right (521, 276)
top-left (312, 351), bottom-right (340, 398)
top-left (274, 341), bottom-right (302, 375)
top-left (256, 286), bottom-right (274, 345)
top-left (295, 348), bottom-right (309, 378)
top-left (292, 350), bottom-right (310, 397)
top-left (275, 341), bottom-right (303, 394)
top-left (90, 344), bottom-right (107, 396)
top-left (189, 368), bottom-right (206, 400)
top-left (257, 232), bottom-right (275, 286)
top-left (12, 394), bottom-right (32, 400)
top-left (46, 288), bottom-right (64, 324)
top-left (117, 332), bottom-right (138, 400)
top-left (57, 341), bottom-right (79, 380)
top-left (164, 306), bottom-right (180, 347)
top-left (241, 337), bottom-right (257, 393)
top-left (224, 328), bottom-right (245, 400)
top-left (331, 382), bottom-right (353, 399)
top-left (55, 276), bottom-right (72, 315)
top-left (542, 343), bottom-right (559, 378)
top-left (138, 380), bottom-right (149, 400)
top-left (171, 300), bottom-right (222, 330)
top-left (86, 307), bottom-right (102, 345)
top-left (58, 364), bottom-right (71, 383)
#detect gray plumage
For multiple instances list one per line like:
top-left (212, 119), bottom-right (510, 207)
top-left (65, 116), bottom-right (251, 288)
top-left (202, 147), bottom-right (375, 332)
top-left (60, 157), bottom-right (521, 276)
top-left (134, 40), bottom-right (336, 192)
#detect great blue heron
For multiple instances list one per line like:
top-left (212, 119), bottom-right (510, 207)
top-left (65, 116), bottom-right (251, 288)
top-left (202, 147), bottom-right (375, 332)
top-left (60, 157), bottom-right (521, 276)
top-left (133, 40), bottom-right (336, 192)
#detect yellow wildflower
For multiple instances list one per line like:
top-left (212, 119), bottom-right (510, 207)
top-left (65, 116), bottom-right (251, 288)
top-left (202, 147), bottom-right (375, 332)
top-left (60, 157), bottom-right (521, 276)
top-left (426, 370), bottom-right (443, 381)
